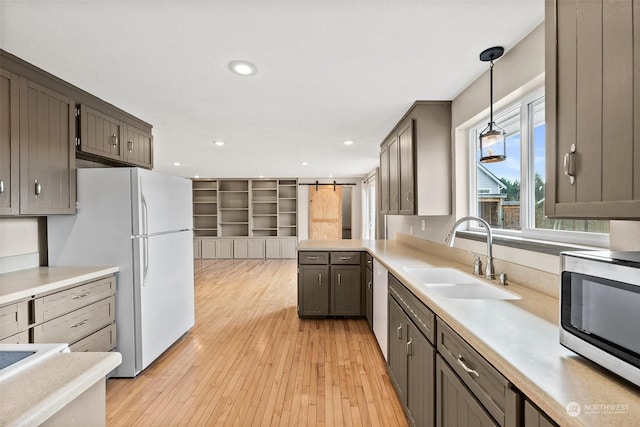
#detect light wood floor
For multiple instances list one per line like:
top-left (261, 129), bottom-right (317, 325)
top-left (106, 259), bottom-right (407, 426)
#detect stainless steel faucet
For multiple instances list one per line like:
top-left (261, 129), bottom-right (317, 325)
top-left (445, 216), bottom-right (496, 280)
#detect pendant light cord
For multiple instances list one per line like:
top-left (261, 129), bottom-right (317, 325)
top-left (489, 59), bottom-right (494, 127)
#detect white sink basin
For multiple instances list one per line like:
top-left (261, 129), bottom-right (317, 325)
top-left (402, 267), bottom-right (520, 300)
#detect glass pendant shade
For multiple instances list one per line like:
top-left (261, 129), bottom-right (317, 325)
top-left (479, 122), bottom-right (506, 163)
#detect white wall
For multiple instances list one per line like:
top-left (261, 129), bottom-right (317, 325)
top-left (298, 177), bottom-right (363, 241)
top-left (0, 217), bottom-right (40, 273)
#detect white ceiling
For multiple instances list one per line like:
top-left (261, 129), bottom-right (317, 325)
top-left (0, 0), bottom-right (544, 179)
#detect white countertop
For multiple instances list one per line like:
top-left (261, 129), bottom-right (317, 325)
top-left (0, 266), bottom-right (119, 305)
top-left (298, 239), bottom-right (640, 427)
top-left (0, 351), bottom-right (121, 426)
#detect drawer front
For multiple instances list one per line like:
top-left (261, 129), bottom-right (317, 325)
top-left (389, 275), bottom-right (435, 344)
top-left (299, 251), bottom-right (329, 264)
top-left (330, 252), bottom-right (361, 265)
top-left (70, 323), bottom-right (116, 352)
top-left (0, 300), bottom-right (28, 340)
top-left (34, 275), bottom-right (115, 323)
top-left (33, 296), bottom-right (115, 345)
top-left (365, 253), bottom-right (373, 270)
top-left (437, 318), bottom-right (518, 427)
top-left (0, 330), bottom-right (29, 344)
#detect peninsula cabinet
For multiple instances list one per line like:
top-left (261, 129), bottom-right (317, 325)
top-left (379, 101), bottom-right (452, 217)
top-left (545, 0), bottom-right (640, 218)
top-left (297, 251), bottom-right (362, 317)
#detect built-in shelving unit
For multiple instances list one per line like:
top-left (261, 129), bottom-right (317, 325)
top-left (192, 178), bottom-right (298, 259)
top-left (278, 179), bottom-right (298, 237)
top-left (192, 180), bottom-right (218, 237)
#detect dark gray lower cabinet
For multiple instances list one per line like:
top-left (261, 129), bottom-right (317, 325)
top-left (331, 265), bottom-right (361, 316)
top-left (298, 265), bottom-right (329, 316)
top-left (436, 355), bottom-right (497, 427)
top-left (524, 400), bottom-right (558, 427)
top-left (388, 297), bottom-right (408, 405)
top-left (388, 285), bottom-right (436, 427)
top-left (365, 265), bottom-right (373, 329)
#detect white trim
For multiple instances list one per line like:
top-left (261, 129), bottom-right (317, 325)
top-left (467, 87), bottom-right (610, 248)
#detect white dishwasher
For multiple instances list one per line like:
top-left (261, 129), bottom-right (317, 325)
top-left (373, 259), bottom-right (388, 361)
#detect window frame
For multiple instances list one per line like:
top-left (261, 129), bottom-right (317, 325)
top-left (467, 87), bottom-right (609, 248)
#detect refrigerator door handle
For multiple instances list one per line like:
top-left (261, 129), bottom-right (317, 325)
top-left (143, 236), bottom-right (149, 286)
top-left (141, 187), bottom-right (149, 235)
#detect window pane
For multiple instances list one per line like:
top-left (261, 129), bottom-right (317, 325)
top-left (531, 98), bottom-right (610, 233)
top-left (476, 107), bottom-right (521, 230)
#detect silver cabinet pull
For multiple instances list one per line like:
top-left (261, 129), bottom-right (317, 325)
top-left (407, 339), bottom-right (413, 356)
top-left (71, 292), bottom-right (91, 300)
top-left (111, 133), bottom-right (118, 148)
top-left (34, 179), bottom-right (42, 197)
top-left (457, 355), bottom-right (480, 378)
top-left (71, 319), bottom-right (89, 328)
top-left (339, 256), bottom-right (351, 260)
top-left (128, 140), bottom-right (134, 152)
top-left (337, 273), bottom-right (341, 285)
top-left (0, 179), bottom-right (4, 194)
top-left (563, 143), bottom-right (576, 185)
top-left (307, 256), bottom-right (320, 261)
top-left (318, 273), bottom-right (322, 286)
top-left (368, 280), bottom-right (372, 290)
top-left (397, 324), bottom-right (403, 340)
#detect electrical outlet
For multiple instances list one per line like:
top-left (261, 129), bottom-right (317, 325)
top-left (421, 219), bottom-right (426, 231)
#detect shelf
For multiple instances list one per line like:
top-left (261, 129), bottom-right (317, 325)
top-left (193, 214), bottom-right (217, 217)
top-left (219, 207), bottom-right (248, 211)
top-left (220, 221), bottom-right (249, 225)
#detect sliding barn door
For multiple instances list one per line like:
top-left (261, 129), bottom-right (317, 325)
top-left (309, 185), bottom-right (342, 240)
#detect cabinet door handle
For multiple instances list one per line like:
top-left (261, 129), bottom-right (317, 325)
top-left (368, 280), bottom-right (372, 290)
top-left (339, 256), bottom-right (351, 261)
top-left (34, 179), bottom-right (42, 197)
top-left (397, 324), bottom-right (403, 340)
top-left (563, 143), bottom-right (576, 185)
top-left (128, 140), bottom-right (134, 152)
top-left (0, 179), bottom-right (4, 194)
top-left (71, 291), bottom-right (91, 300)
top-left (407, 339), bottom-right (413, 356)
top-left (337, 273), bottom-right (341, 285)
top-left (70, 319), bottom-right (89, 328)
top-left (307, 256), bottom-right (320, 261)
top-left (457, 355), bottom-right (480, 378)
top-left (318, 273), bottom-right (322, 286)
top-left (112, 133), bottom-right (118, 148)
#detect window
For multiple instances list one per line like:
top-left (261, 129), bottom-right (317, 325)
top-left (469, 88), bottom-right (609, 246)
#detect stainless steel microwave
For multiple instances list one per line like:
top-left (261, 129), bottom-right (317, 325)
top-left (560, 250), bottom-right (640, 388)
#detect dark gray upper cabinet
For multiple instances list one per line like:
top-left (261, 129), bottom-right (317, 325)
top-left (79, 105), bottom-right (123, 162)
top-left (124, 124), bottom-right (153, 169)
top-left (19, 78), bottom-right (76, 215)
top-left (379, 101), bottom-right (452, 217)
top-left (0, 69), bottom-right (20, 215)
top-left (545, 0), bottom-right (640, 218)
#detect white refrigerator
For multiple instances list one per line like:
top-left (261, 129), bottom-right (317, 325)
top-left (47, 167), bottom-right (195, 377)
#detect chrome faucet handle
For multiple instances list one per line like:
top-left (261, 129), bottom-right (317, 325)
top-left (499, 273), bottom-right (508, 286)
top-left (467, 251), bottom-right (483, 276)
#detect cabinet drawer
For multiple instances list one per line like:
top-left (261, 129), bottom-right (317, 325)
top-left (299, 251), bottom-right (329, 264)
top-left (389, 275), bottom-right (435, 344)
top-left (330, 252), bottom-right (361, 265)
top-left (0, 330), bottom-right (29, 344)
top-left (0, 300), bottom-right (28, 341)
top-left (34, 275), bottom-right (115, 324)
top-left (69, 323), bottom-right (116, 352)
top-left (33, 296), bottom-right (115, 345)
top-left (436, 318), bottom-right (519, 427)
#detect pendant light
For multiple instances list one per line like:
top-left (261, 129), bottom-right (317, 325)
top-left (478, 46), bottom-right (506, 163)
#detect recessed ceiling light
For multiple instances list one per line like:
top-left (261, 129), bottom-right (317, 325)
top-left (301, 161), bottom-right (309, 166)
top-left (329, 175), bottom-right (334, 178)
top-left (213, 140), bottom-right (225, 146)
top-left (172, 162), bottom-right (181, 166)
top-left (228, 60), bottom-right (257, 76)
top-left (343, 140), bottom-right (355, 146)
top-left (258, 175), bottom-right (264, 178)
top-left (194, 175), bottom-right (200, 178)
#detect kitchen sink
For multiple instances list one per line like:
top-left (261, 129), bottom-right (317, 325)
top-left (0, 343), bottom-right (70, 383)
top-left (402, 267), bottom-right (520, 300)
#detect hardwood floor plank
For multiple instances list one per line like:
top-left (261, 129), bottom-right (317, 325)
top-left (106, 259), bottom-right (407, 426)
